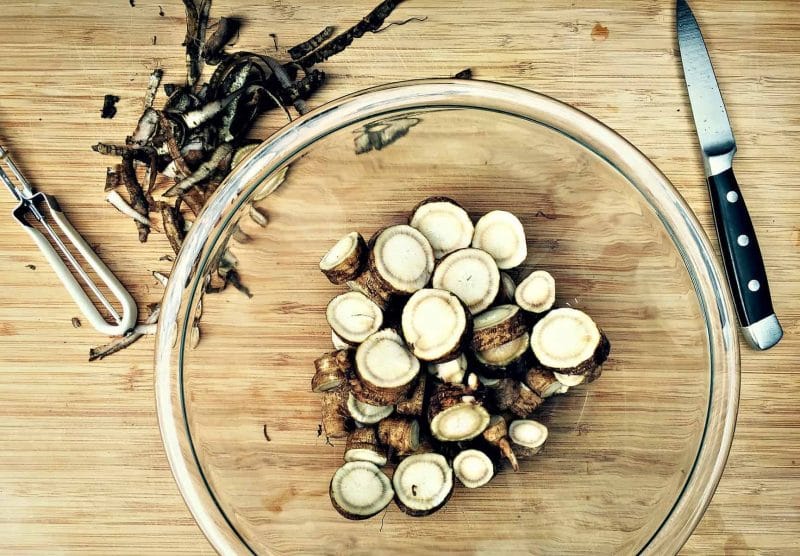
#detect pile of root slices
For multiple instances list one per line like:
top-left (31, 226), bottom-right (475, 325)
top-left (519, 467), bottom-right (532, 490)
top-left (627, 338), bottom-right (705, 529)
top-left (312, 197), bottom-right (611, 520)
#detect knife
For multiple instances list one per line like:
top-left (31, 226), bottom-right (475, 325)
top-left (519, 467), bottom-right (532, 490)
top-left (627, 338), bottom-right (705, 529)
top-left (676, 0), bottom-right (782, 350)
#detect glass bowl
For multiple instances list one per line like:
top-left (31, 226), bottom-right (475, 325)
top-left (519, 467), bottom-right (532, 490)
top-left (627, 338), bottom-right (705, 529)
top-left (155, 79), bottom-right (739, 555)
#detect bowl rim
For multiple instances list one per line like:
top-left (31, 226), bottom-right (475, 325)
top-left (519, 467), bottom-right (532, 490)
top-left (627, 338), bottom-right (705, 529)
top-left (154, 78), bottom-right (740, 555)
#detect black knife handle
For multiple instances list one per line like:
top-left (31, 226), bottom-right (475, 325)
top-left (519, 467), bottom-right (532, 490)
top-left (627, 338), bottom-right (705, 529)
top-left (707, 167), bottom-right (775, 326)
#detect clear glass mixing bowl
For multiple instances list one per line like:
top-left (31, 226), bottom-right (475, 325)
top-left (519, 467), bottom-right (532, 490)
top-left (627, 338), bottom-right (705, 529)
top-left (155, 79), bottom-right (739, 555)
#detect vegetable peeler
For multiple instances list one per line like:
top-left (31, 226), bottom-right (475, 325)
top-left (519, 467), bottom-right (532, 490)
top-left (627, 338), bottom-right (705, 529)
top-left (1, 144), bottom-right (137, 335)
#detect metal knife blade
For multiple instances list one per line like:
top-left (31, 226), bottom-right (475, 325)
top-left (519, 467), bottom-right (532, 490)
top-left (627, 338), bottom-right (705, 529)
top-left (676, 0), bottom-right (736, 176)
top-left (676, 0), bottom-right (782, 350)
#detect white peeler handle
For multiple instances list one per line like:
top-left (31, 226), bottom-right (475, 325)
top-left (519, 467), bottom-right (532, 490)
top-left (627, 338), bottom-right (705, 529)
top-left (23, 205), bottom-right (137, 336)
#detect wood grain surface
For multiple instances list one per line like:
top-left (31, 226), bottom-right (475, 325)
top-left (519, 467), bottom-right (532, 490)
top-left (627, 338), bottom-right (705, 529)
top-left (0, 0), bottom-right (797, 553)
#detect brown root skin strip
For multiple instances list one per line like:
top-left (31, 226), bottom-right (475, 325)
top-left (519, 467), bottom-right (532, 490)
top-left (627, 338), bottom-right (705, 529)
top-left (202, 17), bottom-right (241, 64)
top-left (89, 306), bottom-right (160, 361)
top-left (160, 204), bottom-right (185, 254)
top-left (288, 25), bottom-right (335, 60)
top-left (121, 151), bottom-right (151, 242)
top-left (377, 416), bottom-right (419, 455)
top-left (296, 0), bottom-right (405, 69)
top-left (181, 0), bottom-right (212, 88)
top-left (157, 113), bottom-right (192, 178)
top-left (92, 143), bottom-right (130, 157)
top-left (143, 68), bottom-right (164, 110)
top-left (104, 165), bottom-right (123, 191)
top-left (163, 142), bottom-right (234, 197)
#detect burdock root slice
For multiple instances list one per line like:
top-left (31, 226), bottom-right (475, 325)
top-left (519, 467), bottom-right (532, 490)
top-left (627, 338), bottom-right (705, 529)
top-left (402, 288), bottom-right (470, 362)
top-left (453, 449), bottom-right (494, 488)
top-left (344, 427), bottom-right (388, 467)
top-left (530, 308), bottom-right (610, 375)
top-left (471, 210), bottom-right (527, 270)
top-left (326, 291), bottom-right (383, 345)
top-left (396, 373), bottom-right (427, 416)
top-left (515, 270), bottom-right (556, 314)
top-left (409, 196), bottom-right (474, 259)
top-left (377, 416), bottom-right (420, 455)
top-left (428, 383), bottom-right (490, 442)
top-left (370, 224), bottom-right (435, 295)
top-left (508, 419), bottom-right (548, 457)
top-left (505, 383), bottom-right (543, 418)
top-left (346, 392), bottom-right (393, 424)
top-left (432, 248), bottom-right (500, 315)
top-left (321, 388), bottom-right (352, 439)
top-left (554, 371), bottom-right (586, 387)
top-left (319, 231), bottom-right (367, 285)
top-left (347, 268), bottom-right (394, 310)
top-left (392, 453), bottom-right (453, 516)
top-left (523, 368), bottom-right (562, 398)
top-left (330, 460), bottom-right (394, 520)
top-left (353, 329), bottom-right (420, 405)
top-left (427, 353), bottom-right (468, 384)
top-left (482, 415), bottom-right (519, 471)
top-left (312, 349), bottom-right (353, 393)
top-left (471, 304), bottom-right (527, 351)
top-left (473, 332), bottom-right (531, 378)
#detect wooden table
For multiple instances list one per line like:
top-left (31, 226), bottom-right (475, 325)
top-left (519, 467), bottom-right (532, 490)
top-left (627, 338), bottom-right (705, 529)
top-left (0, 1), bottom-right (797, 553)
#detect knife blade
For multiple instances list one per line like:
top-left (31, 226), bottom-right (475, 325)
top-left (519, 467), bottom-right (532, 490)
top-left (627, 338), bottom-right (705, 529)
top-left (676, 0), bottom-right (782, 350)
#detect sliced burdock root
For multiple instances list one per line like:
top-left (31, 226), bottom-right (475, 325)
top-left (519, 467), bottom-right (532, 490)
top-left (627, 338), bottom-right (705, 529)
top-left (401, 288), bottom-right (469, 362)
top-left (471, 304), bottom-right (527, 351)
top-left (495, 272), bottom-right (517, 305)
top-left (515, 270), bottom-right (556, 314)
top-left (482, 415), bottom-right (518, 471)
top-left (330, 461), bottom-right (394, 520)
top-left (347, 268), bottom-right (394, 310)
top-left (408, 196), bottom-right (474, 259)
top-left (523, 368), bottom-right (562, 398)
top-left (453, 449), bottom-right (494, 488)
top-left (331, 330), bottom-right (350, 350)
top-left (432, 248), bottom-right (500, 315)
top-left (326, 291), bottom-right (383, 345)
top-left (427, 353), bottom-right (467, 384)
top-left (473, 332), bottom-right (531, 379)
top-left (321, 388), bottom-right (353, 439)
top-left (554, 372), bottom-right (585, 387)
top-left (488, 379), bottom-right (520, 411)
top-left (319, 231), bottom-right (367, 285)
top-left (344, 427), bottom-right (388, 467)
top-left (505, 383), bottom-right (543, 418)
top-left (354, 329), bottom-right (420, 404)
top-left (377, 416), bottom-right (420, 455)
top-left (346, 392), bottom-right (393, 425)
top-left (370, 225), bottom-right (434, 295)
top-left (396, 373), bottom-right (427, 416)
top-left (428, 383), bottom-right (490, 442)
top-left (392, 453), bottom-right (454, 517)
top-left (508, 419), bottom-right (548, 457)
top-left (311, 349), bottom-right (353, 393)
top-left (471, 210), bottom-right (527, 270)
top-left (530, 308), bottom-right (610, 375)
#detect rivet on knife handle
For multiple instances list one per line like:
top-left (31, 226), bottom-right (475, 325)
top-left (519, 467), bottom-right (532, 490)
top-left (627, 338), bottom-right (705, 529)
top-left (707, 168), bottom-right (782, 350)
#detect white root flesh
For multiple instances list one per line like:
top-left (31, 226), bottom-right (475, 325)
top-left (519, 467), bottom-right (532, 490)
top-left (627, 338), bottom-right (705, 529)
top-left (471, 210), bottom-right (527, 269)
top-left (330, 461), bottom-right (394, 520)
top-left (515, 270), bottom-right (556, 313)
top-left (401, 288), bottom-right (468, 362)
top-left (508, 419), bottom-right (549, 457)
top-left (346, 392), bottom-right (393, 424)
top-left (554, 372), bottom-right (586, 387)
top-left (409, 197), bottom-right (474, 259)
top-left (371, 225), bottom-right (434, 294)
top-left (472, 304), bottom-right (527, 351)
top-left (427, 353), bottom-right (468, 383)
top-left (344, 427), bottom-right (387, 467)
top-left (331, 330), bottom-right (350, 350)
top-left (453, 449), bottom-right (494, 488)
top-left (326, 291), bottom-right (383, 345)
top-left (530, 308), bottom-right (609, 374)
top-left (474, 332), bottom-right (530, 378)
top-left (105, 190), bottom-right (151, 226)
top-left (392, 453), bottom-right (453, 516)
top-left (319, 231), bottom-right (367, 285)
top-left (432, 248), bottom-right (500, 315)
top-left (355, 329), bottom-right (420, 393)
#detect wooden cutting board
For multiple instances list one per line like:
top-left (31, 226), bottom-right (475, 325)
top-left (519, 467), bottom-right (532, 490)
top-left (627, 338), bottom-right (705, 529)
top-left (0, 1), bottom-right (797, 553)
